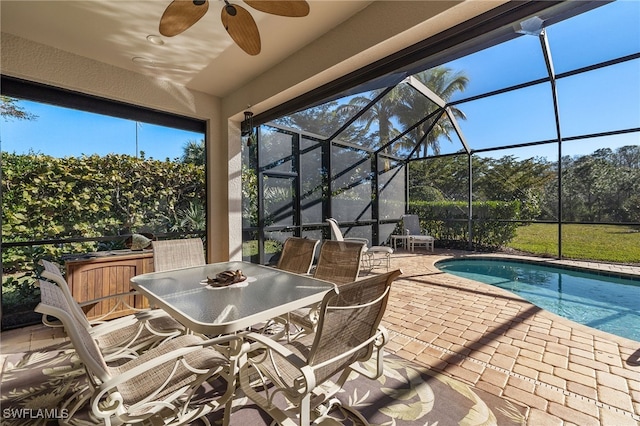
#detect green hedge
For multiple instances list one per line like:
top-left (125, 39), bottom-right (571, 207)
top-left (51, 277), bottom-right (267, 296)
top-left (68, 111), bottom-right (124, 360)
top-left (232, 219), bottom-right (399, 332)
top-left (408, 200), bottom-right (521, 248)
top-left (2, 152), bottom-right (206, 328)
top-left (2, 152), bottom-right (205, 272)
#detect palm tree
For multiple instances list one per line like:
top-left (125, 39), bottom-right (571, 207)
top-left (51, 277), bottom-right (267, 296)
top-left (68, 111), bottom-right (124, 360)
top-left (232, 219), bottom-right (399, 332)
top-left (335, 88), bottom-right (404, 149)
top-left (181, 139), bottom-right (205, 165)
top-left (396, 67), bottom-right (468, 156)
top-left (333, 67), bottom-right (468, 156)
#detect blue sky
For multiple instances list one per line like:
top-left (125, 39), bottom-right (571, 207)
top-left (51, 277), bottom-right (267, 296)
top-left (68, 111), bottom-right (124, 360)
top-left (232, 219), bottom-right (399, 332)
top-left (1, 101), bottom-right (203, 161)
top-left (1, 1), bottom-right (638, 162)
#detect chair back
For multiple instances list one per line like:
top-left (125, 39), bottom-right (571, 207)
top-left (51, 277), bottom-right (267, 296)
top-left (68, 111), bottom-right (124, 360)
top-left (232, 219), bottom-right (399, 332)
top-left (309, 269), bottom-right (402, 384)
top-left (313, 240), bottom-right (364, 285)
top-left (276, 237), bottom-right (319, 274)
top-left (35, 280), bottom-right (111, 382)
top-left (326, 218), bottom-right (345, 241)
top-left (402, 214), bottom-right (422, 235)
top-left (39, 259), bottom-right (93, 330)
top-left (152, 238), bottom-right (206, 271)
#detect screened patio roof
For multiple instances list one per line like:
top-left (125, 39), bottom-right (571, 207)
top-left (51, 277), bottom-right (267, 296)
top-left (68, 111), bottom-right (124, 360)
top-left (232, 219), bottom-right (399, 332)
top-left (243, 0), bottom-right (639, 264)
top-left (265, 0), bottom-right (639, 162)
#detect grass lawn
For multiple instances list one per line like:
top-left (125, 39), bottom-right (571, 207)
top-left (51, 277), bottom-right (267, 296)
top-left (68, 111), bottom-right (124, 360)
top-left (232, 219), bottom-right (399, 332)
top-left (507, 223), bottom-right (640, 264)
top-left (242, 239), bottom-right (281, 258)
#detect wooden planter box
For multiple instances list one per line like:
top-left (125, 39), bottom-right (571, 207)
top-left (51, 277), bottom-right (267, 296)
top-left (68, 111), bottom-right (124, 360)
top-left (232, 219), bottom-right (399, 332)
top-left (65, 250), bottom-right (154, 321)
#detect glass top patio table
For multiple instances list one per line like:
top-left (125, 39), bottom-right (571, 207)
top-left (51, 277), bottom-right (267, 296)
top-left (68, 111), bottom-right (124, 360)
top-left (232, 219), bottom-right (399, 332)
top-left (130, 261), bottom-right (335, 335)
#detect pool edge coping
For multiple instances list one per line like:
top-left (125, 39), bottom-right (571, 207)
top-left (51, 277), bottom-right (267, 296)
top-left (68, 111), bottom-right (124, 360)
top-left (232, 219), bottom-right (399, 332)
top-left (430, 253), bottom-right (640, 345)
top-left (435, 253), bottom-right (640, 282)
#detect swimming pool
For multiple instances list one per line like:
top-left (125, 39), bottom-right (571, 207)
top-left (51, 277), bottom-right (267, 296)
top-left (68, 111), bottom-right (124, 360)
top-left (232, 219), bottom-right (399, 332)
top-left (436, 258), bottom-right (640, 342)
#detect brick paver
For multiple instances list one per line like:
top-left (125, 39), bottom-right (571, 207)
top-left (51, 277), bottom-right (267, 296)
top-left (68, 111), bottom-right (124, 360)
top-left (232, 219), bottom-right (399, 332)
top-left (382, 249), bottom-right (640, 425)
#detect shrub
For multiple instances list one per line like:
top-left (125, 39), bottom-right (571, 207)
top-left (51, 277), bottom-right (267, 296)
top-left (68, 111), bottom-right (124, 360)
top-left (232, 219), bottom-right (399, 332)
top-left (408, 200), bottom-right (520, 248)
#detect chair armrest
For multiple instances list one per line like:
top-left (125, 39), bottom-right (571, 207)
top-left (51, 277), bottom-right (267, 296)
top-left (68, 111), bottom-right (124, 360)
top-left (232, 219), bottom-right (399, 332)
top-left (76, 291), bottom-right (140, 306)
top-left (92, 343), bottom-right (226, 419)
top-left (344, 237), bottom-right (369, 246)
top-left (78, 291), bottom-right (151, 324)
top-left (242, 332), bottom-right (317, 392)
top-left (87, 315), bottom-right (140, 337)
top-left (243, 332), bottom-right (309, 370)
top-left (347, 326), bottom-right (389, 380)
top-left (194, 333), bottom-right (251, 358)
top-left (132, 308), bottom-right (170, 321)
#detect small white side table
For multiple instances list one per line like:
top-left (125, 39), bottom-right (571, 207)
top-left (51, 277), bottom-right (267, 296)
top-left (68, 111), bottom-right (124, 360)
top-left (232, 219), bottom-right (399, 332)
top-left (363, 246), bottom-right (393, 271)
top-left (390, 235), bottom-right (409, 250)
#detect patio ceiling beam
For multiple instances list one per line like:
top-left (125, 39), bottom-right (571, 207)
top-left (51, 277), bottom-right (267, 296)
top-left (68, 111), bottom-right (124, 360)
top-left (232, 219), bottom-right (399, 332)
top-left (405, 75), bottom-right (469, 155)
top-left (446, 107), bottom-right (470, 155)
top-left (375, 108), bottom-right (442, 157)
top-left (404, 76), bottom-right (446, 109)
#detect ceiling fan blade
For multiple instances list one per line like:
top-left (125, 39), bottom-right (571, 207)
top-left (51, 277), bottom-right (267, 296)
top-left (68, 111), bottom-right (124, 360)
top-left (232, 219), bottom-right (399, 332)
top-left (244, 0), bottom-right (309, 17)
top-left (221, 3), bottom-right (261, 55)
top-left (159, 0), bottom-right (209, 37)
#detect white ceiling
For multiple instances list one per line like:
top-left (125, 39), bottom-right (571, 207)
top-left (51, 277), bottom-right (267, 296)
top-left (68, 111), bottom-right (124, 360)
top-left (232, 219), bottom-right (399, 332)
top-left (0, 1), bottom-right (372, 98)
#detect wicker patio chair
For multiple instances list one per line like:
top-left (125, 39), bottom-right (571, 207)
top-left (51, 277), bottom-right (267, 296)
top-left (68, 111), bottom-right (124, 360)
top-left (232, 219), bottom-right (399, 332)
top-left (152, 238), bottom-right (206, 271)
top-left (39, 259), bottom-right (184, 360)
top-left (327, 218), bottom-right (393, 271)
top-left (239, 269), bottom-right (402, 426)
top-left (35, 279), bottom-right (246, 426)
top-left (402, 214), bottom-right (434, 252)
top-left (275, 237), bottom-right (319, 275)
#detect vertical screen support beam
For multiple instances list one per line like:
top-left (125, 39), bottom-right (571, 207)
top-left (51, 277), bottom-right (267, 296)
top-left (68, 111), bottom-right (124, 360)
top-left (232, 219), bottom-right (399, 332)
top-left (539, 29), bottom-right (563, 259)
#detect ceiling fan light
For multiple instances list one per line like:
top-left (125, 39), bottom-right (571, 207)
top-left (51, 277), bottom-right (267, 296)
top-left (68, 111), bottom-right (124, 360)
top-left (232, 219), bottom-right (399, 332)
top-left (146, 35), bottom-right (165, 45)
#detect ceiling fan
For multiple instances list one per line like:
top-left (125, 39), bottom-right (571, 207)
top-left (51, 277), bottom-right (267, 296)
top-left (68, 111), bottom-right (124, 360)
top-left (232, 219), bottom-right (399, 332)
top-left (159, 0), bottom-right (310, 56)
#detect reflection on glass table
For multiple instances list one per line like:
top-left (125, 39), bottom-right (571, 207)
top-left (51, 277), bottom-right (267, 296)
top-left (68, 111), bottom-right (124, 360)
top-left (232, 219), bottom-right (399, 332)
top-left (130, 261), bottom-right (335, 335)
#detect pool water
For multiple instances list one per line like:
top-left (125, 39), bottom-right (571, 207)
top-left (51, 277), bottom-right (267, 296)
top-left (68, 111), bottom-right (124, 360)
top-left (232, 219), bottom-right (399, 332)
top-left (436, 259), bottom-right (640, 342)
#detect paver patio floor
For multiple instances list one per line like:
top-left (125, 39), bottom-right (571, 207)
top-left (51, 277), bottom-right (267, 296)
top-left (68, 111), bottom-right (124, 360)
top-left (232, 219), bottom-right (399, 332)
top-left (1, 249), bottom-right (638, 425)
top-left (383, 249), bottom-right (640, 426)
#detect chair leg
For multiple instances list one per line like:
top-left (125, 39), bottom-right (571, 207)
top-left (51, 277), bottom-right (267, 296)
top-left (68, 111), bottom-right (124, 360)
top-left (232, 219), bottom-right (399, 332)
top-left (361, 252), bottom-right (373, 274)
top-left (300, 393), bottom-right (312, 426)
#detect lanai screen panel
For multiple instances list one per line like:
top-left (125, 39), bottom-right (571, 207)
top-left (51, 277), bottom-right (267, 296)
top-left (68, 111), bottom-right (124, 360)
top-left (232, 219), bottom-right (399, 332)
top-left (262, 176), bottom-right (295, 227)
top-left (379, 156), bottom-right (405, 242)
top-left (331, 143), bottom-right (372, 223)
top-left (557, 60), bottom-right (640, 138)
top-left (548, 1), bottom-right (640, 74)
top-left (454, 83), bottom-right (557, 150)
top-left (259, 127), bottom-right (294, 173)
top-left (378, 157), bottom-right (405, 221)
top-left (443, 34), bottom-right (548, 103)
top-left (561, 136), bottom-right (640, 264)
top-left (300, 136), bottom-right (325, 224)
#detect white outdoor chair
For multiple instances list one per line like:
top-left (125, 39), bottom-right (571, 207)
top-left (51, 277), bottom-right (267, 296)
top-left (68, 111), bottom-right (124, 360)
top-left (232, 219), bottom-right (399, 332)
top-left (152, 238), bottom-right (206, 271)
top-left (239, 269), bottom-right (402, 426)
top-left (326, 218), bottom-right (393, 271)
top-left (35, 279), bottom-right (246, 426)
top-left (39, 259), bottom-right (184, 360)
top-left (402, 214), bottom-right (435, 252)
